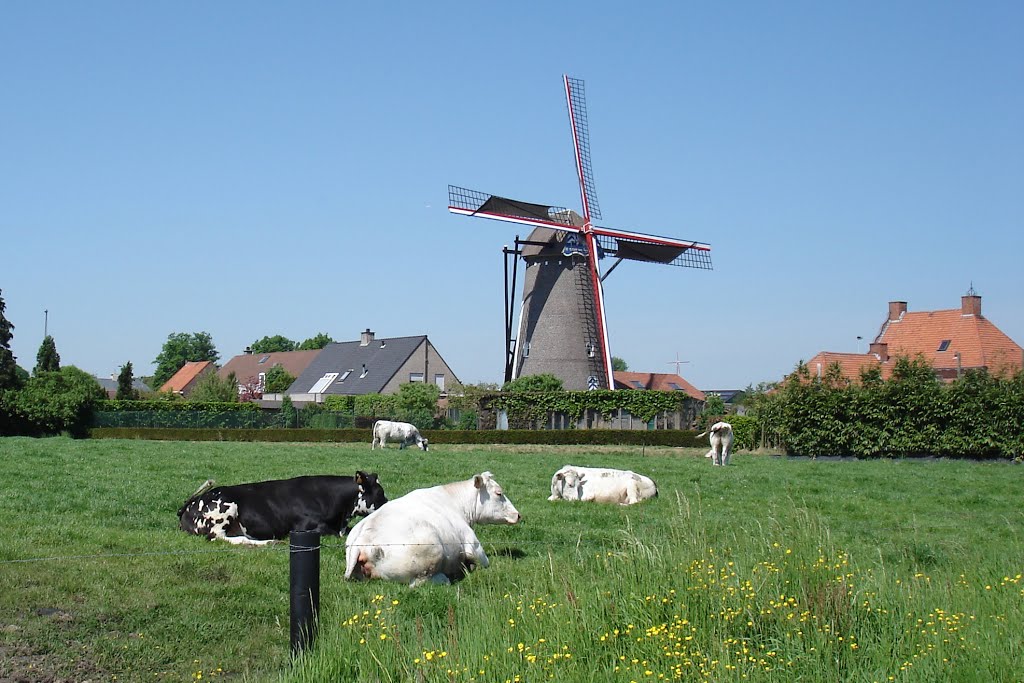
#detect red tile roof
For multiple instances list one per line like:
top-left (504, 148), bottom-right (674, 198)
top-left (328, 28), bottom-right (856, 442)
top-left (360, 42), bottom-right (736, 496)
top-left (803, 352), bottom-right (883, 381)
top-left (160, 361), bottom-right (214, 395)
top-left (218, 350), bottom-right (321, 386)
top-left (879, 308), bottom-right (1022, 376)
top-left (614, 371), bottom-right (705, 401)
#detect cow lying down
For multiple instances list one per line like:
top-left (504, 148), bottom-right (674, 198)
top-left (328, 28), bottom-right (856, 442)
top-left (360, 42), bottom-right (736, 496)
top-left (178, 472), bottom-right (387, 546)
top-left (697, 421), bottom-right (734, 466)
top-left (345, 471), bottom-right (521, 587)
top-left (548, 465), bottom-right (658, 506)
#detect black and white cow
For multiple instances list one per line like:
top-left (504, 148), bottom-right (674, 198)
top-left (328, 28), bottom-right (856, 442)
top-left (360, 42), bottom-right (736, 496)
top-left (178, 472), bottom-right (387, 546)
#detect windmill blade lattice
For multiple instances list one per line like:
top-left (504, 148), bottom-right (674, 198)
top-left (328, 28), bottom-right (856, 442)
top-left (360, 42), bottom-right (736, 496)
top-left (564, 76), bottom-right (601, 222)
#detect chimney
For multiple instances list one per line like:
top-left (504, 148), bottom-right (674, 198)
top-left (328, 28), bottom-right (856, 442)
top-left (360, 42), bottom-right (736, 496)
top-left (869, 342), bottom-right (889, 362)
top-left (244, 346), bottom-right (252, 354)
top-left (961, 294), bottom-right (981, 317)
top-left (888, 301), bottom-right (907, 322)
top-left (360, 329), bottom-right (374, 346)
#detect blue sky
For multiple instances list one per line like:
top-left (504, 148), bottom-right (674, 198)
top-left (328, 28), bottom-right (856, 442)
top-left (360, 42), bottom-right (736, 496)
top-left (2, 2), bottom-right (1021, 390)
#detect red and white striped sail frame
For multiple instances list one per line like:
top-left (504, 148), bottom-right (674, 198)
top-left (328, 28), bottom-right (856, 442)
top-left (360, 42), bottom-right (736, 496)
top-left (446, 205), bottom-right (711, 253)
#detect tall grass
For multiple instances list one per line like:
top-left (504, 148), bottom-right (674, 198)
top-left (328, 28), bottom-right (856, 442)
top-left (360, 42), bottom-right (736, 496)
top-left (0, 438), bottom-right (1021, 682)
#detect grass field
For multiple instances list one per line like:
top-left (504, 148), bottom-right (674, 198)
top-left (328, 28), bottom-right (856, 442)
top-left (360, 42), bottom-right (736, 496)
top-left (0, 437), bottom-right (1021, 682)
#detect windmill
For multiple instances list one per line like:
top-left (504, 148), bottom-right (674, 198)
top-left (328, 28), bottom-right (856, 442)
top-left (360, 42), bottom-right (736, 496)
top-left (449, 75), bottom-right (712, 390)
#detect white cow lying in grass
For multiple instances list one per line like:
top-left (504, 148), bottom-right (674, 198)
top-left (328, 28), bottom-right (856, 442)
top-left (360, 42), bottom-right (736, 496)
top-left (697, 421), bottom-right (734, 466)
top-left (344, 471), bottom-right (520, 587)
top-left (548, 465), bottom-right (658, 506)
top-left (371, 419), bottom-right (429, 451)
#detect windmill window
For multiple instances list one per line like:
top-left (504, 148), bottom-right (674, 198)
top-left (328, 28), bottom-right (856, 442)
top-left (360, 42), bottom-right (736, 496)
top-left (360, 364), bottom-right (368, 378)
top-left (586, 341), bottom-right (596, 358)
top-left (338, 370), bottom-right (353, 382)
top-left (937, 339), bottom-right (951, 352)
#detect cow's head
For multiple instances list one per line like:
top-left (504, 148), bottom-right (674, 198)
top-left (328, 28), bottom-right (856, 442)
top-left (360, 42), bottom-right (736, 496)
top-left (549, 467), bottom-right (583, 501)
top-left (418, 437), bottom-right (429, 451)
top-left (472, 471), bottom-right (521, 524)
top-left (353, 471), bottom-right (387, 515)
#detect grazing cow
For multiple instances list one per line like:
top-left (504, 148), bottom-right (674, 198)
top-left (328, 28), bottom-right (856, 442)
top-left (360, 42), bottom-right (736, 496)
top-left (345, 471), bottom-right (520, 587)
top-left (371, 420), bottom-right (429, 451)
top-left (178, 472), bottom-right (387, 546)
top-left (697, 421), bottom-right (734, 466)
top-left (548, 465), bottom-right (658, 506)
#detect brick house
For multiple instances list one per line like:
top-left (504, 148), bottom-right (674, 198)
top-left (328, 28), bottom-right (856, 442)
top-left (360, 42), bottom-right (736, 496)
top-left (158, 361), bottom-right (215, 397)
top-left (803, 292), bottom-right (1022, 382)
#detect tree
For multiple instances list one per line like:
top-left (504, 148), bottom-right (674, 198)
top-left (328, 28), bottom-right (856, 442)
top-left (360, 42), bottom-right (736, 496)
top-left (151, 332), bottom-right (219, 389)
top-left (703, 393), bottom-right (726, 416)
top-left (298, 333), bottom-right (334, 350)
top-left (250, 335), bottom-right (296, 354)
top-left (116, 362), bottom-right (138, 400)
top-left (187, 371), bottom-right (239, 403)
top-left (7, 366), bottom-right (106, 436)
top-left (264, 365), bottom-right (296, 393)
top-left (502, 373), bottom-right (564, 392)
top-left (280, 395), bottom-right (297, 428)
top-left (611, 357), bottom-right (628, 372)
top-left (34, 335), bottom-right (60, 375)
top-left (0, 289), bottom-right (21, 391)
top-left (396, 381), bottom-right (441, 427)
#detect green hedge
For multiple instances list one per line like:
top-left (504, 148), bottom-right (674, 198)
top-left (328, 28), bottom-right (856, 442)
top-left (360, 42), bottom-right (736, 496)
top-left (90, 427), bottom-right (709, 447)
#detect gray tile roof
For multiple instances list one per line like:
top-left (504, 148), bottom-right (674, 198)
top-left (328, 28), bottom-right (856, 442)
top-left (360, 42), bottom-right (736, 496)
top-left (288, 336), bottom-right (427, 395)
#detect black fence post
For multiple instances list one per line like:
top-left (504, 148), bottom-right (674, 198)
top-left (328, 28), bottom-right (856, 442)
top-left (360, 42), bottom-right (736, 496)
top-left (289, 530), bottom-right (320, 657)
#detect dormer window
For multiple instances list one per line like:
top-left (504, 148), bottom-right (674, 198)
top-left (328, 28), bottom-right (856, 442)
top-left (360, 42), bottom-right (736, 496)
top-left (937, 340), bottom-right (951, 352)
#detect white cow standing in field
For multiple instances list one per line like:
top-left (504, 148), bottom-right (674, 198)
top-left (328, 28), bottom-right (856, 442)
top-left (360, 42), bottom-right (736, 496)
top-left (344, 471), bottom-right (521, 587)
top-left (548, 465), bottom-right (658, 506)
top-left (697, 421), bottom-right (734, 466)
top-left (371, 420), bottom-right (429, 451)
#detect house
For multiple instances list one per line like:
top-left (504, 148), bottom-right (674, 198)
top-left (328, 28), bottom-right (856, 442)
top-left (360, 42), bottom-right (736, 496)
top-left (611, 371), bottom-right (705, 430)
top-left (95, 374), bottom-right (151, 399)
top-left (159, 361), bottom-right (215, 397)
top-left (803, 291), bottom-right (1023, 383)
top-left (217, 349), bottom-right (321, 398)
top-left (285, 329), bottom-right (460, 403)
top-left (613, 371), bottom-right (705, 401)
top-left (700, 389), bottom-right (748, 414)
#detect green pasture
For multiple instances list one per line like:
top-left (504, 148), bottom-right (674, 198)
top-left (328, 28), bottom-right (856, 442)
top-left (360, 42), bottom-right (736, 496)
top-left (0, 437), bottom-right (1021, 682)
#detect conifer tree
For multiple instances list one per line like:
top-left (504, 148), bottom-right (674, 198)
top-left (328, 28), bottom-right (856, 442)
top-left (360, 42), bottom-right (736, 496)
top-left (34, 335), bottom-right (61, 375)
top-left (0, 289), bottom-right (20, 390)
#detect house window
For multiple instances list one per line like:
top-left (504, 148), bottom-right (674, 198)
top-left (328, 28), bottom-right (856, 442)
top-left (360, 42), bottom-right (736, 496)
top-left (630, 380), bottom-right (645, 390)
top-left (937, 339), bottom-right (951, 352)
top-left (522, 342), bottom-right (530, 358)
top-left (258, 355), bottom-right (270, 364)
top-left (409, 373), bottom-right (424, 383)
top-left (434, 374), bottom-right (445, 391)
top-left (258, 372), bottom-right (266, 392)
top-left (668, 382), bottom-right (684, 391)
top-left (338, 369), bottom-right (353, 382)
top-left (308, 372), bottom-right (339, 393)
